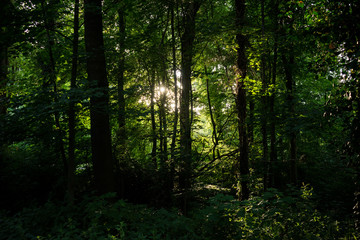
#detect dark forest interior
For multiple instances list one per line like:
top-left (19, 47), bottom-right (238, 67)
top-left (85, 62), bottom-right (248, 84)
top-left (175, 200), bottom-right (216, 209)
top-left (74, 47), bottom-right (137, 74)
top-left (0, 0), bottom-right (360, 239)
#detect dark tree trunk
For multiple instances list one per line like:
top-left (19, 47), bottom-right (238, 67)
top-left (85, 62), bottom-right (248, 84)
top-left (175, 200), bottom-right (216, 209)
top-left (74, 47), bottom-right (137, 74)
top-left (205, 66), bottom-right (218, 161)
top-left (269, 1), bottom-right (279, 188)
top-left (179, 0), bottom-right (200, 213)
top-left (351, 49), bottom-right (360, 231)
top-left (0, 1), bottom-right (11, 165)
top-left (260, 0), bottom-right (269, 190)
top-left (235, 0), bottom-right (250, 201)
top-left (248, 98), bottom-right (254, 145)
top-left (117, 8), bottom-right (126, 162)
top-left (0, 46), bottom-right (7, 116)
top-left (150, 71), bottom-right (157, 169)
top-left (269, 34), bottom-right (278, 188)
top-left (282, 53), bottom-right (297, 185)
top-left (115, 7), bottom-right (126, 198)
top-left (84, 0), bottom-right (115, 194)
top-left (41, 0), bottom-right (67, 176)
top-left (67, 0), bottom-right (79, 203)
top-left (159, 24), bottom-right (169, 170)
top-left (159, 73), bottom-right (168, 169)
top-left (170, 0), bottom-right (178, 191)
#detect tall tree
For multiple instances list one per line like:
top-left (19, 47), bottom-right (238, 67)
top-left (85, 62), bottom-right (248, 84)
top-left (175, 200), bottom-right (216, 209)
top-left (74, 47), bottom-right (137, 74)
top-left (269, 0), bottom-right (279, 188)
top-left (150, 70), bottom-right (157, 169)
top-left (279, 2), bottom-right (297, 185)
top-left (179, 0), bottom-right (201, 212)
top-left (41, 0), bottom-right (68, 176)
top-left (0, 38), bottom-right (7, 116)
top-left (282, 52), bottom-right (297, 185)
top-left (117, 6), bottom-right (126, 163)
top-left (260, 0), bottom-right (269, 190)
top-left (234, 0), bottom-right (250, 200)
top-left (84, 0), bottom-right (115, 194)
top-left (169, 0), bottom-right (178, 191)
top-left (67, 0), bottom-right (80, 203)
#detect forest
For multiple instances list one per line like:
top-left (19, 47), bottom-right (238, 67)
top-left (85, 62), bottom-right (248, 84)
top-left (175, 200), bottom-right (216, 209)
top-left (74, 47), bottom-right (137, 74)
top-left (0, 0), bottom-right (359, 239)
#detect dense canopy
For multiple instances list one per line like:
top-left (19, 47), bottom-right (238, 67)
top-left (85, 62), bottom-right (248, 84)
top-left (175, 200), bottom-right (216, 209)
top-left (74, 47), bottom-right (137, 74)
top-left (0, 0), bottom-right (359, 239)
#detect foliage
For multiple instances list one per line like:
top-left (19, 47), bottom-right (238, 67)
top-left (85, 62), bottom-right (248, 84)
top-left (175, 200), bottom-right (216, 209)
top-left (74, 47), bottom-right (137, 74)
top-left (1, 0), bottom-right (359, 238)
top-left (0, 188), bottom-right (358, 240)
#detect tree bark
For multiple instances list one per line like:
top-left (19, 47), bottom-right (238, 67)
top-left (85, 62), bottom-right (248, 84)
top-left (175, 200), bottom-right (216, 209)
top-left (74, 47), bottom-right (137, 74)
top-left (150, 71), bottom-right (157, 169)
top-left (235, 0), bottom-right (250, 201)
top-left (179, 0), bottom-right (200, 213)
top-left (205, 66), bottom-right (219, 161)
top-left (260, 0), bottom-right (269, 190)
top-left (159, 73), bottom-right (168, 169)
top-left (170, 0), bottom-right (178, 191)
top-left (41, 0), bottom-right (68, 177)
top-left (282, 53), bottom-right (297, 185)
top-left (0, 46), bottom-right (7, 116)
top-left (117, 7), bottom-right (126, 163)
top-left (159, 23), bottom-right (169, 170)
top-left (67, 0), bottom-right (79, 203)
top-left (84, 0), bottom-right (115, 194)
top-left (269, 34), bottom-right (278, 188)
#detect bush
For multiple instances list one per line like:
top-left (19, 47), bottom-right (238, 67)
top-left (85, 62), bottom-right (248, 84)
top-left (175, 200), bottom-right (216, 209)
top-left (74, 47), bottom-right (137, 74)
top-left (0, 187), bottom-right (357, 240)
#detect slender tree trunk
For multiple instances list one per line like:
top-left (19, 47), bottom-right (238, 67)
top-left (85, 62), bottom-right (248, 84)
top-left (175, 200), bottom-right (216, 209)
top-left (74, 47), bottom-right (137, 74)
top-left (248, 98), bottom-right (254, 145)
top-left (0, 46), bottom-right (7, 116)
top-left (179, 1), bottom-right (200, 213)
top-left (117, 8), bottom-right (126, 162)
top-left (84, 0), bottom-right (115, 194)
top-left (260, 0), bottom-right (269, 190)
top-left (352, 52), bottom-right (360, 231)
top-left (269, 35), bottom-right (278, 188)
top-left (115, 7), bottom-right (127, 197)
top-left (41, 0), bottom-right (67, 176)
top-left (150, 71), bottom-right (157, 169)
top-left (0, 1), bottom-right (9, 167)
top-left (159, 74), bottom-right (168, 169)
top-left (235, 0), bottom-right (250, 201)
top-left (170, 0), bottom-right (178, 191)
top-left (205, 66), bottom-right (218, 161)
top-left (282, 53), bottom-right (297, 185)
top-left (67, 0), bottom-right (79, 203)
top-left (0, 1), bottom-right (8, 115)
top-left (159, 26), bottom-right (169, 170)
top-left (269, 1), bottom-right (279, 188)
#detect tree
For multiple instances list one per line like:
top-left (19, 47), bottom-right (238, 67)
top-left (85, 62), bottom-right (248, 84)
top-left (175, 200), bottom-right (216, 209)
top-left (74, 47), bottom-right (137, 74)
top-left (234, 0), bottom-right (250, 201)
top-left (179, 0), bottom-right (201, 212)
top-left (84, 0), bottom-right (115, 194)
top-left (117, 5), bottom-right (126, 165)
top-left (67, 0), bottom-right (80, 203)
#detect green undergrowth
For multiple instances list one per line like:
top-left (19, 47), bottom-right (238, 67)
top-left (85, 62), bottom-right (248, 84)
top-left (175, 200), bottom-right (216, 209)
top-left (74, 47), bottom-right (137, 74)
top-left (0, 187), bottom-right (358, 240)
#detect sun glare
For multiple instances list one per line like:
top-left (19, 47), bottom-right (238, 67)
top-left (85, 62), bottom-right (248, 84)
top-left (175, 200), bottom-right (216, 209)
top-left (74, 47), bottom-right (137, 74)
top-left (176, 70), bottom-right (182, 78)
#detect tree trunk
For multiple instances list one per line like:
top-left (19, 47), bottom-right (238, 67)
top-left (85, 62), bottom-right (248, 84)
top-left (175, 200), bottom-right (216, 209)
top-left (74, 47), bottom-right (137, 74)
top-left (67, 0), bottom-right (79, 203)
top-left (170, 0), bottom-right (178, 191)
top-left (205, 66), bottom-right (218, 161)
top-left (159, 73), bottom-right (168, 169)
top-left (269, 1), bottom-right (279, 188)
top-left (260, 0), bottom-right (269, 190)
top-left (41, 0), bottom-right (68, 177)
top-left (282, 53), bottom-right (297, 185)
top-left (84, 0), bottom-right (115, 194)
top-left (159, 25), bottom-right (169, 170)
top-left (117, 8), bottom-right (126, 163)
top-left (235, 0), bottom-right (250, 201)
top-left (248, 98), bottom-right (254, 145)
top-left (269, 34), bottom-right (278, 188)
top-left (179, 1), bottom-right (200, 213)
top-left (0, 46), bottom-right (7, 116)
top-left (150, 71), bottom-right (157, 169)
